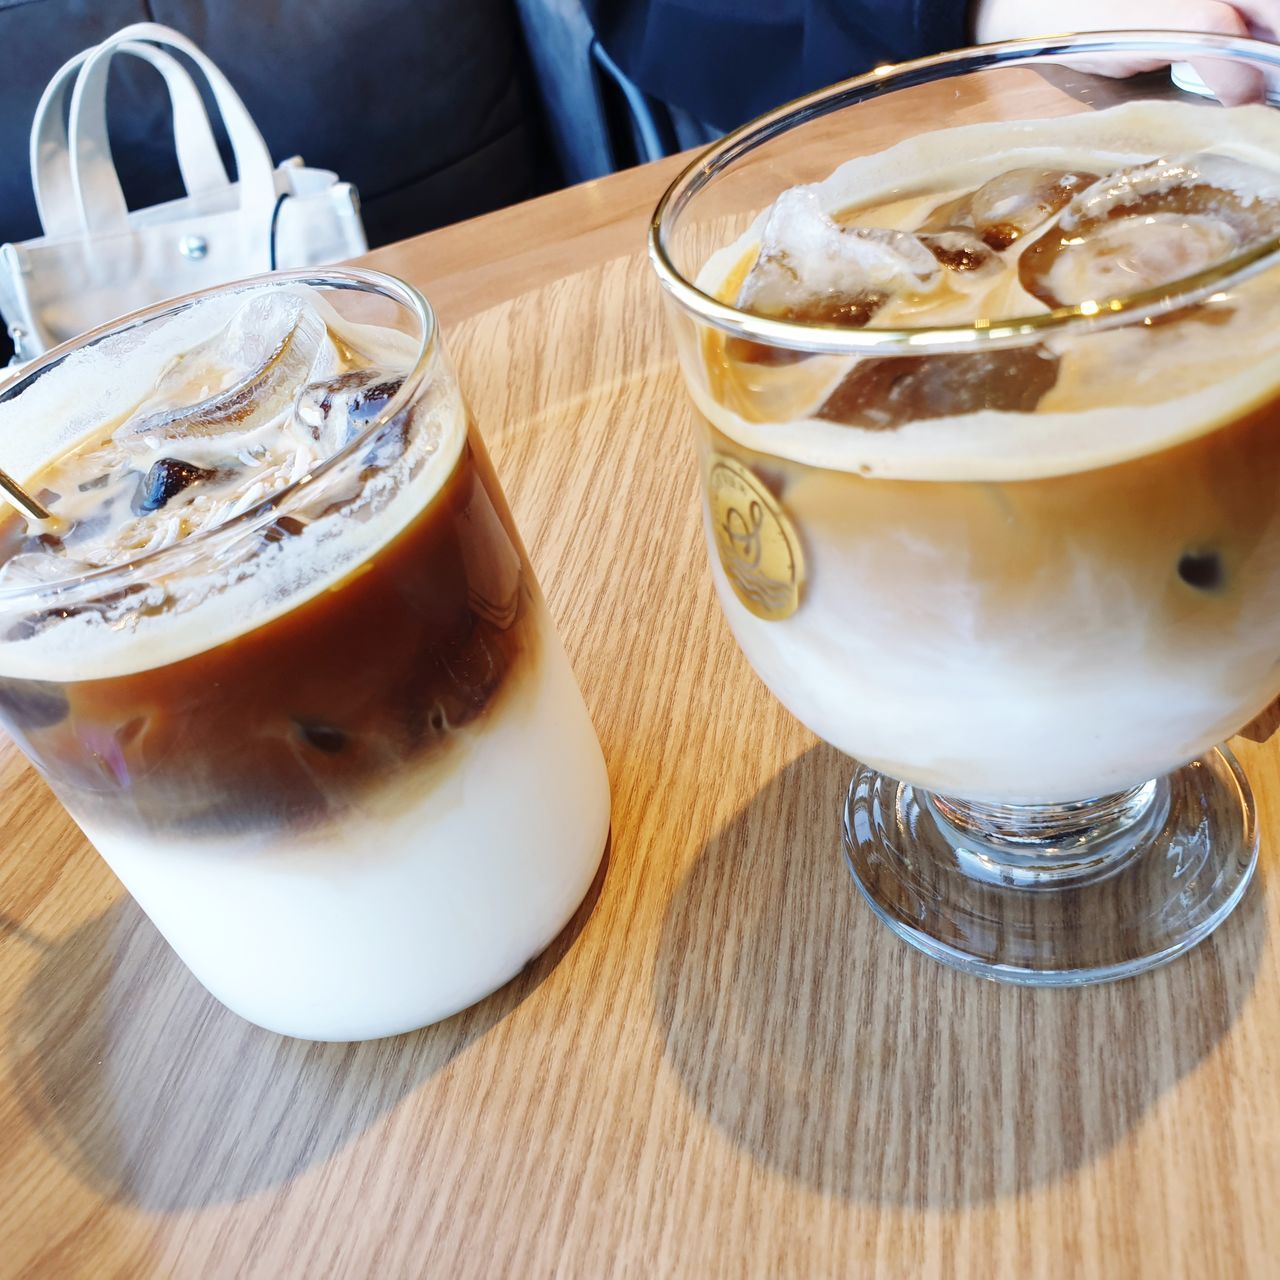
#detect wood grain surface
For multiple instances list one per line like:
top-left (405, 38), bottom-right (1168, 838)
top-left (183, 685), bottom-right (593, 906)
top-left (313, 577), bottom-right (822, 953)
top-left (3, 71), bottom-right (1280, 1279)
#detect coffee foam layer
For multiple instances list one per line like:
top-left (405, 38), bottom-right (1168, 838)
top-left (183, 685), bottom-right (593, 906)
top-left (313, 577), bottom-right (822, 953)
top-left (692, 101), bottom-right (1280, 481)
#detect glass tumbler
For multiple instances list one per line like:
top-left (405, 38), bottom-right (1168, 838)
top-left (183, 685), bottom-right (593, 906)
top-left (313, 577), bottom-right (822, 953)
top-left (0, 269), bottom-right (610, 1038)
top-left (649, 32), bottom-right (1280, 983)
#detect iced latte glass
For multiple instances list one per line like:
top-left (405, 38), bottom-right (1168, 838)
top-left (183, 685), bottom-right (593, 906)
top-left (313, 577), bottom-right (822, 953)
top-left (0, 269), bottom-right (610, 1037)
top-left (650, 33), bottom-right (1280, 982)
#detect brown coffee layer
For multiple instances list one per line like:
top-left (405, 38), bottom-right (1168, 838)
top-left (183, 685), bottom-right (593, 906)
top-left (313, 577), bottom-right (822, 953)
top-left (700, 371), bottom-right (1280, 660)
top-left (0, 426), bottom-right (536, 838)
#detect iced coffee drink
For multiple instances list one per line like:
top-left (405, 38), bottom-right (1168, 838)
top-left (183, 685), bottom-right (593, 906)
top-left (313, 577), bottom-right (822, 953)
top-left (652, 35), bottom-right (1280, 984)
top-left (678, 100), bottom-right (1280, 804)
top-left (0, 271), bottom-right (610, 1039)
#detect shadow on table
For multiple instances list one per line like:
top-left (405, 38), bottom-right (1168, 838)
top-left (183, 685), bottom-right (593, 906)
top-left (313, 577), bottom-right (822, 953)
top-left (653, 748), bottom-right (1266, 1209)
top-left (2, 836), bottom-right (610, 1210)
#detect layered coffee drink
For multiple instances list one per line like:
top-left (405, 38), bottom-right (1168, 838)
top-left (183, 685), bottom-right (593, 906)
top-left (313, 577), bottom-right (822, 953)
top-left (0, 276), bottom-right (609, 1039)
top-left (678, 101), bottom-right (1280, 803)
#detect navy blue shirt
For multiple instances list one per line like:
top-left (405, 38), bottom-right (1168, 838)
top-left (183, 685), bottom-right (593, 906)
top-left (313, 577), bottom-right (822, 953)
top-left (583, 0), bottom-right (973, 129)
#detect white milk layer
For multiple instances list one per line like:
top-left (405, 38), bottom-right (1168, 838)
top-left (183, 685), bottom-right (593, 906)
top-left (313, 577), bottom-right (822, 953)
top-left (702, 486), bottom-right (1277, 803)
top-left (79, 599), bottom-right (609, 1041)
top-left (686, 101), bottom-right (1280, 803)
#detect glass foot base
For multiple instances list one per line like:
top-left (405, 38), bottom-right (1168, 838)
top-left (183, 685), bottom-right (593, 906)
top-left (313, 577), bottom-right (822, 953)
top-left (843, 748), bottom-right (1258, 986)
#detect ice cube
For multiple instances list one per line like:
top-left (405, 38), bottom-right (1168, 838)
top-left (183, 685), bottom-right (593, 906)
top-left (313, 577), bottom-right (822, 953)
top-left (131, 458), bottom-right (218, 515)
top-left (1019, 154), bottom-right (1280, 307)
top-left (1061, 154), bottom-right (1280, 228)
top-left (919, 230), bottom-right (1000, 275)
top-left (968, 168), bottom-right (1098, 250)
top-left (114, 294), bottom-right (329, 465)
top-left (816, 345), bottom-right (1060, 429)
top-left (738, 186), bottom-right (938, 323)
top-left (0, 551), bottom-right (95, 589)
top-left (292, 368), bottom-right (405, 458)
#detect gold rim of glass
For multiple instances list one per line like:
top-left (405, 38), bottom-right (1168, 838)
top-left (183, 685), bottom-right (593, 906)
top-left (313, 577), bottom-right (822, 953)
top-left (648, 29), bottom-right (1280, 354)
top-left (0, 266), bottom-right (437, 602)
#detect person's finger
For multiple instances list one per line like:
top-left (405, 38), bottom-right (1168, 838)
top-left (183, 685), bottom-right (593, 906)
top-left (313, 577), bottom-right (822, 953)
top-left (1189, 53), bottom-right (1268, 103)
top-left (973, 0), bottom-right (1231, 43)
top-left (1229, 0), bottom-right (1280, 41)
top-left (1179, 4), bottom-right (1268, 103)
top-left (973, 0), bottom-right (1271, 98)
top-left (974, 0), bottom-right (1267, 49)
top-left (1070, 57), bottom-right (1182, 78)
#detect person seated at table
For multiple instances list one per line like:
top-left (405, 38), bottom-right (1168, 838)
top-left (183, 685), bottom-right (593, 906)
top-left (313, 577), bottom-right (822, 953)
top-left (581, 0), bottom-right (1280, 136)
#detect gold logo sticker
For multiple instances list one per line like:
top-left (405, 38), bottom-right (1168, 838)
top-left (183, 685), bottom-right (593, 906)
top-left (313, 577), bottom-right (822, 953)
top-left (707, 454), bottom-right (804, 621)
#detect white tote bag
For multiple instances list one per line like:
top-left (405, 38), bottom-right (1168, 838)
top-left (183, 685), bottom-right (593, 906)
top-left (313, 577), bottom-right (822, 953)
top-left (0, 22), bottom-right (367, 363)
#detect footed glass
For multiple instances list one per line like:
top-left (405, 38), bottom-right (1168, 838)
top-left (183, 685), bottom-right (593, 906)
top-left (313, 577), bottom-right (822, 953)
top-left (649, 32), bottom-right (1280, 983)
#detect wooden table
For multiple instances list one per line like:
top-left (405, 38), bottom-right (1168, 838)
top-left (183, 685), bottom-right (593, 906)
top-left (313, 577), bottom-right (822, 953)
top-left (3, 73), bottom-right (1280, 1279)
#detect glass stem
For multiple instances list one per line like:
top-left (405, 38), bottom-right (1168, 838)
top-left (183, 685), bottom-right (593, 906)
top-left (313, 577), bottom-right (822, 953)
top-left (928, 779), bottom-right (1165, 889)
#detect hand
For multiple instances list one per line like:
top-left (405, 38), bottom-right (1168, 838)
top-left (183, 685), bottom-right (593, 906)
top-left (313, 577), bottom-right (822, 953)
top-left (971, 0), bottom-right (1280, 103)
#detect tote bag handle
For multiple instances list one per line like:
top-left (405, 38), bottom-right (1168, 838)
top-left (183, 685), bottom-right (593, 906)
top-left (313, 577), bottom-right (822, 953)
top-left (32, 39), bottom-right (232, 238)
top-left (58, 23), bottom-right (276, 237)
